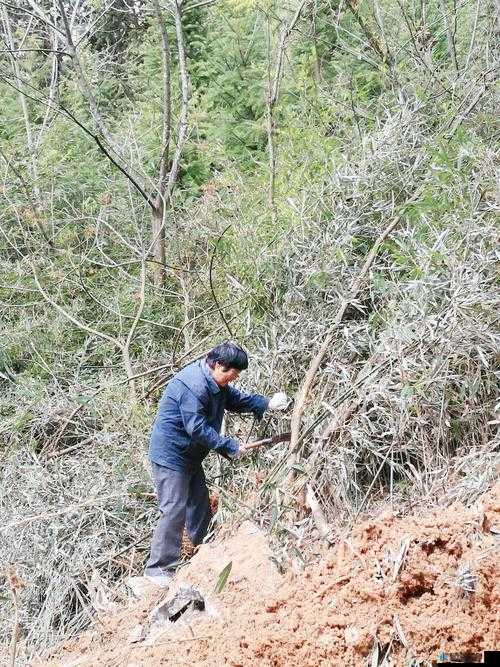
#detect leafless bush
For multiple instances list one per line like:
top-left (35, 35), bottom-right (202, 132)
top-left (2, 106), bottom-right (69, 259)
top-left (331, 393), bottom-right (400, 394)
top-left (212, 112), bottom-right (498, 555)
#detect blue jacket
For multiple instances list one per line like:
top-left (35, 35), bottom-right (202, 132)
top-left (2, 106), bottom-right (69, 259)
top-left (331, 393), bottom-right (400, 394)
top-left (149, 360), bottom-right (269, 471)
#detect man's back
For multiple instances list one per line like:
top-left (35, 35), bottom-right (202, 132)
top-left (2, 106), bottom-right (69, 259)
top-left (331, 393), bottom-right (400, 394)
top-left (149, 360), bottom-right (235, 471)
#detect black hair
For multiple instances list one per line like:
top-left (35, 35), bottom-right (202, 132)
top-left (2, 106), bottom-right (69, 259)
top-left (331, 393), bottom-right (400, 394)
top-left (206, 342), bottom-right (249, 371)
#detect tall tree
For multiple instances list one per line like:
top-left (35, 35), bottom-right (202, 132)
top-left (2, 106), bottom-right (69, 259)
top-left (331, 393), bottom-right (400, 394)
top-left (1, 0), bottom-right (191, 287)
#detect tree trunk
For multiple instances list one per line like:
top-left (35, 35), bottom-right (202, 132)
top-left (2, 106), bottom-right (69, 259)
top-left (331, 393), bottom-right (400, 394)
top-left (152, 204), bottom-right (166, 288)
top-left (265, 1), bottom-right (308, 221)
top-left (121, 347), bottom-right (136, 401)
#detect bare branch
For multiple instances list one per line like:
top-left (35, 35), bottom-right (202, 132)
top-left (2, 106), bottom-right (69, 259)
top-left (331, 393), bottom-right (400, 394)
top-left (30, 263), bottom-right (121, 348)
top-left (438, 0), bottom-right (459, 74)
top-left (0, 0), bottom-right (64, 35)
top-left (0, 68), bottom-right (155, 206)
top-left (344, 0), bottom-right (391, 64)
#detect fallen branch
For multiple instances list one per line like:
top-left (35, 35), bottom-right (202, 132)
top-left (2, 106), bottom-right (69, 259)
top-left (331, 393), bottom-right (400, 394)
top-left (45, 436), bottom-right (94, 460)
top-left (1, 494), bottom-right (128, 532)
top-left (306, 484), bottom-right (332, 542)
top-left (7, 566), bottom-right (24, 667)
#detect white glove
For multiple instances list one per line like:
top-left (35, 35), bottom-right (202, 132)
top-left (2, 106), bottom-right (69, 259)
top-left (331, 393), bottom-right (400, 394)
top-left (230, 442), bottom-right (250, 459)
top-left (268, 391), bottom-right (288, 411)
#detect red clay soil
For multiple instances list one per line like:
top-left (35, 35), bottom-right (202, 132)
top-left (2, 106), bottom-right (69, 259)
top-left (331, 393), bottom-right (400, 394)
top-left (36, 483), bottom-right (500, 667)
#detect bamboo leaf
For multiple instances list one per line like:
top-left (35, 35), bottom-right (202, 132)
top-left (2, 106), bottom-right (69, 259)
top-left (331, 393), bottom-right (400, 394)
top-left (214, 561), bottom-right (232, 594)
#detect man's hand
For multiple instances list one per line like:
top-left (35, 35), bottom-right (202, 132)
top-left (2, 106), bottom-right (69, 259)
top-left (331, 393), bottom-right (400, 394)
top-left (237, 441), bottom-right (254, 456)
top-left (225, 440), bottom-right (254, 460)
top-left (229, 444), bottom-right (258, 458)
top-left (225, 439), bottom-right (241, 459)
top-left (268, 391), bottom-right (288, 410)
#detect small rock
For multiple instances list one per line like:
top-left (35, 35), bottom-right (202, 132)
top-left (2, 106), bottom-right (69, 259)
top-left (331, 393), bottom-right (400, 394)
top-left (345, 625), bottom-right (360, 645)
top-left (244, 522), bottom-right (260, 535)
top-left (152, 586), bottom-right (205, 624)
top-left (126, 576), bottom-right (157, 598)
top-left (344, 625), bottom-right (372, 655)
top-left (127, 624), bottom-right (145, 644)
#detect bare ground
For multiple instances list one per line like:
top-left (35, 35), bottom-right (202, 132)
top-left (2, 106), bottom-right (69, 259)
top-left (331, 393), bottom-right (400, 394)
top-left (34, 483), bottom-right (500, 666)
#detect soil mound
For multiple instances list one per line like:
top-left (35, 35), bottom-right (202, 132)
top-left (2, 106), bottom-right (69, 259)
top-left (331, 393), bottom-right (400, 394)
top-left (36, 485), bottom-right (500, 666)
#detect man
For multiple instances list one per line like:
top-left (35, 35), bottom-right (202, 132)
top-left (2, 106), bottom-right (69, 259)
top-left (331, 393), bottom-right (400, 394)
top-left (145, 341), bottom-right (287, 585)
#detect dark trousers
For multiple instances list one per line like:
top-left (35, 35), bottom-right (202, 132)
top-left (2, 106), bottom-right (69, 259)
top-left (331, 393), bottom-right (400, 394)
top-left (145, 462), bottom-right (212, 576)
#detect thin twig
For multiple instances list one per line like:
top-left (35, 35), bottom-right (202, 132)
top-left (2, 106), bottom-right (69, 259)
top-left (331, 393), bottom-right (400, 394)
top-left (208, 225), bottom-right (234, 339)
top-left (1, 494), bottom-right (128, 532)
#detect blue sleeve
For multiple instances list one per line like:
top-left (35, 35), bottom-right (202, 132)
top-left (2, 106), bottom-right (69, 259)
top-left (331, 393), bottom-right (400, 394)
top-left (178, 387), bottom-right (239, 456)
top-left (225, 386), bottom-right (269, 420)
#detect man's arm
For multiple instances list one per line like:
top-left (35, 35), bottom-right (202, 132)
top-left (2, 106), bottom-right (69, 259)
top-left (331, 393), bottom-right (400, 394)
top-left (225, 386), bottom-right (269, 420)
top-left (178, 387), bottom-right (239, 456)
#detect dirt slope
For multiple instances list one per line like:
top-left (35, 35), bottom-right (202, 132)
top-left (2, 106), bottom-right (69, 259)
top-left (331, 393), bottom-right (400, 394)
top-left (36, 484), bottom-right (500, 666)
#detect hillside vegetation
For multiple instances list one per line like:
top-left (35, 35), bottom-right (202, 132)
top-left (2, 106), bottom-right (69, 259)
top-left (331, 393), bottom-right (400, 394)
top-left (0, 0), bottom-right (498, 661)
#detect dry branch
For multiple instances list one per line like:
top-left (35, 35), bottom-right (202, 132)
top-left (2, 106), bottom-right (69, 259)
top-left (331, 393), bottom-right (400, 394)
top-left (0, 494), bottom-right (128, 532)
top-left (345, 0), bottom-right (391, 64)
top-left (7, 567), bottom-right (24, 667)
top-left (266, 0), bottom-right (308, 219)
top-left (306, 484), bottom-right (332, 542)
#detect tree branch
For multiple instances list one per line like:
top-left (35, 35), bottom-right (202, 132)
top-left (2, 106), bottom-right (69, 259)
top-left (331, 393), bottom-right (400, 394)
top-left (0, 69), bottom-right (155, 207)
top-left (266, 0), bottom-right (309, 219)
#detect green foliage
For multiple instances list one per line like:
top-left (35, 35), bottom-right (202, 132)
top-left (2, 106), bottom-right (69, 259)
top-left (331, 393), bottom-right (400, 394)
top-left (214, 561), bottom-right (233, 593)
top-left (0, 1), bottom-right (498, 654)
